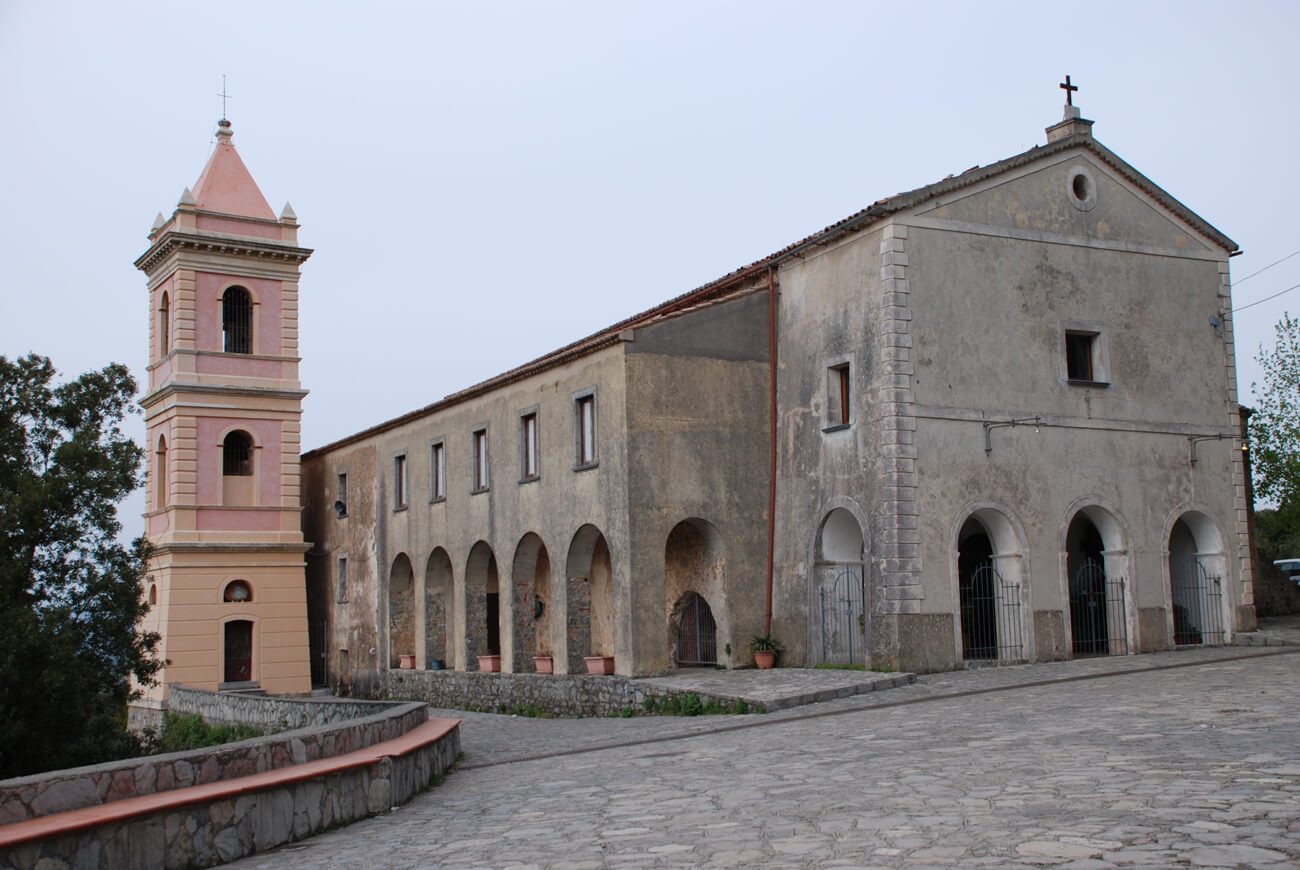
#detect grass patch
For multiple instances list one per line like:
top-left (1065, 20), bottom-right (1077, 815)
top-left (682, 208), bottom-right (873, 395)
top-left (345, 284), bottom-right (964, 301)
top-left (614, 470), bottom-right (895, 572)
top-left (153, 712), bottom-right (262, 754)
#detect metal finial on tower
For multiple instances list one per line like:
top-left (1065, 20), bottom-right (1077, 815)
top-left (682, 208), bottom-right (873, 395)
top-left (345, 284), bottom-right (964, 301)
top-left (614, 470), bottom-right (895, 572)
top-left (1059, 75), bottom-right (1079, 107)
top-left (218, 74), bottom-right (232, 122)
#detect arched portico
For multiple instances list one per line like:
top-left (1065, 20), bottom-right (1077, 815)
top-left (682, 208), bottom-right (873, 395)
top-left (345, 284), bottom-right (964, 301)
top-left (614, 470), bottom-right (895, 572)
top-left (566, 524), bottom-right (613, 674)
top-left (1167, 510), bottom-right (1228, 646)
top-left (388, 553), bottom-right (415, 668)
top-left (665, 519), bottom-right (728, 668)
top-left (465, 541), bottom-right (501, 669)
top-left (811, 508), bottom-right (866, 666)
top-left (511, 533), bottom-right (554, 673)
top-left (424, 548), bottom-right (453, 668)
top-left (951, 504), bottom-right (1028, 664)
top-left (1062, 502), bottom-right (1132, 657)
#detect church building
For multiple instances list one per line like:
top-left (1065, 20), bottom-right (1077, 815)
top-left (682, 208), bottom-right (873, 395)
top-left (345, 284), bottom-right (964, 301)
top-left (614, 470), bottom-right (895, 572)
top-left (137, 94), bottom-right (1254, 710)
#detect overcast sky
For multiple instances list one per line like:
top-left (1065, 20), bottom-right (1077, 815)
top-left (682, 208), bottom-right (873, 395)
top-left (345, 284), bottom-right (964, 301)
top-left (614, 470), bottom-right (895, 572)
top-left (3, 1), bottom-right (1297, 529)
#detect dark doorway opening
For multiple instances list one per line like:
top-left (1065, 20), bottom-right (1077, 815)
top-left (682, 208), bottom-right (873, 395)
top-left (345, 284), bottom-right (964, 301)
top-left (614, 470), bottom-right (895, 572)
top-left (486, 593), bottom-right (500, 655)
top-left (224, 620), bottom-right (253, 683)
top-left (1068, 517), bottom-right (1115, 656)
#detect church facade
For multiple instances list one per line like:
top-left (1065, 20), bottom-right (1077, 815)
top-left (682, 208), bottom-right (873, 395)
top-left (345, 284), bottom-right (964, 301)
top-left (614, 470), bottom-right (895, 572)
top-left (138, 100), bottom-right (1254, 709)
top-left (300, 103), bottom-right (1253, 687)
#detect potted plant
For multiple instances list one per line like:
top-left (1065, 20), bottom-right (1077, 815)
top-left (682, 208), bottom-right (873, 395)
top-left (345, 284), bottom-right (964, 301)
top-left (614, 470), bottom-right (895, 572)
top-left (533, 654), bottom-right (554, 674)
top-left (398, 654), bottom-right (417, 670)
top-left (477, 654), bottom-right (502, 672)
top-left (748, 634), bottom-right (783, 670)
top-left (584, 655), bottom-right (615, 675)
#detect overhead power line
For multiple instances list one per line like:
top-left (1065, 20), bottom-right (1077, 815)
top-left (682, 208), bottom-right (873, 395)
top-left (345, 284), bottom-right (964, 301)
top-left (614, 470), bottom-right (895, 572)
top-left (1234, 248), bottom-right (1300, 285)
top-left (1233, 281), bottom-right (1300, 313)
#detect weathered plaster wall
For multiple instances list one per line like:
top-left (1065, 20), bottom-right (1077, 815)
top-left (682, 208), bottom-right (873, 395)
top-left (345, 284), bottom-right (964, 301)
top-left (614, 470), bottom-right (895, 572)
top-left (770, 224), bottom-right (885, 667)
top-left (624, 290), bottom-right (771, 672)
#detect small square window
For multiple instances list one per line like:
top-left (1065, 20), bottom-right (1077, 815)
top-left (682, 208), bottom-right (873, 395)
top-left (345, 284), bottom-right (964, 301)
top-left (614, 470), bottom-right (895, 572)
top-left (394, 454), bottom-right (408, 509)
top-left (337, 556), bottom-right (349, 604)
top-left (826, 363), bottom-right (851, 429)
top-left (472, 428), bottom-right (490, 493)
top-left (430, 441), bottom-right (446, 502)
top-left (521, 412), bottom-right (539, 481)
top-left (1065, 332), bottom-right (1095, 382)
top-left (575, 393), bottom-right (597, 469)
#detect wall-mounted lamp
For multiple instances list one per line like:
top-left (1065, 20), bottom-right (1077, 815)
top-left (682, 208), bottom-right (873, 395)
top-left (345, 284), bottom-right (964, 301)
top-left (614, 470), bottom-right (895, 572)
top-left (984, 415), bottom-right (1042, 456)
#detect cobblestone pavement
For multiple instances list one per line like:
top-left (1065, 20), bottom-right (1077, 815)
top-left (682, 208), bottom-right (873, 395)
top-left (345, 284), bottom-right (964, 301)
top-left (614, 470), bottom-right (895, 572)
top-left (235, 648), bottom-right (1300, 868)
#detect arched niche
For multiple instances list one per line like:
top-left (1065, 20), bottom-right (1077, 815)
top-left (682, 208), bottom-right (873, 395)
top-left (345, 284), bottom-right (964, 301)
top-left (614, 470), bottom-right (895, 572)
top-left (1064, 505), bottom-right (1130, 657)
top-left (465, 541), bottom-right (500, 668)
top-left (664, 518), bottom-right (728, 669)
top-left (510, 533), bottom-right (553, 673)
top-left (1167, 510), bottom-right (1228, 646)
top-left (388, 553), bottom-right (415, 668)
top-left (424, 548), bottom-right (453, 668)
top-left (565, 524), bottom-right (613, 674)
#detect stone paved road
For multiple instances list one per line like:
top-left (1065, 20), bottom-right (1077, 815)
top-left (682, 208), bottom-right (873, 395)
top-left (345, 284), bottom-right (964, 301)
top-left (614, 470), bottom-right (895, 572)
top-left (235, 649), bottom-right (1300, 868)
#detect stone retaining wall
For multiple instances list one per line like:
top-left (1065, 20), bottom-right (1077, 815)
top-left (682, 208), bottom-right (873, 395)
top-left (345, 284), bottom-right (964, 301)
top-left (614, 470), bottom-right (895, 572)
top-left (0, 692), bottom-right (427, 825)
top-left (384, 669), bottom-right (760, 717)
top-left (1, 724), bottom-right (461, 870)
top-left (166, 686), bottom-right (408, 731)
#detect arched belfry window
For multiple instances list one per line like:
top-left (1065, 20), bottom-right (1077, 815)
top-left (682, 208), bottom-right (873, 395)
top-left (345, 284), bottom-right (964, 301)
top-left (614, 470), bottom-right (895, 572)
top-left (223, 580), bottom-right (253, 603)
top-left (159, 291), bottom-right (170, 355)
top-left (222, 286), bottom-right (253, 354)
top-left (155, 434), bottom-right (168, 508)
top-left (223, 431), bottom-right (254, 476)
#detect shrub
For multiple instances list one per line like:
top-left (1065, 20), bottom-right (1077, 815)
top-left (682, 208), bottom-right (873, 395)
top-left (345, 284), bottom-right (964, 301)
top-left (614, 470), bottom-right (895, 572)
top-left (154, 712), bottom-right (261, 754)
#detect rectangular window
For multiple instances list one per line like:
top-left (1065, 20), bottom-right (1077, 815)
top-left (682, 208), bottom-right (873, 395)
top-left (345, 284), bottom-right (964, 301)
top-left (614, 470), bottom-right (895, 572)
top-left (394, 454), bottom-right (408, 509)
top-left (1065, 331), bottom-right (1097, 382)
top-left (521, 412), bottom-right (539, 481)
top-left (472, 428), bottom-right (490, 493)
top-left (430, 441), bottom-right (446, 501)
top-left (337, 556), bottom-right (349, 604)
top-left (336, 472), bottom-right (348, 517)
top-left (576, 394), bottom-right (597, 467)
top-left (827, 363), bottom-right (851, 428)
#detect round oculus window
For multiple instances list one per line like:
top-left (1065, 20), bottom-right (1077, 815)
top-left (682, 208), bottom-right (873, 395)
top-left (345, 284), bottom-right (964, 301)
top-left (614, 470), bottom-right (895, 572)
top-left (1067, 167), bottom-right (1097, 211)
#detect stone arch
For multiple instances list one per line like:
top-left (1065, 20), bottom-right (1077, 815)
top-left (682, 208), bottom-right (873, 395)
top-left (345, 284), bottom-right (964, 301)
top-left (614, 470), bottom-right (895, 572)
top-left (665, 518), bottom-right (728, 668)
top-left (565, 524), bottom-right (613, 674)
top-left (1061, 499), bottom-right (1131, 657)
top-left (424, 548), bottom-right (453, 668)
top-left (810, 507), bottom-right (867, 666)
top-left (388, 553), bottom-right (415, 668)
top-left (510, 533), bottom-right (553, 673)
top-left (1165, 509), bottom-right (1228, 646)
top-left (465, 541), bottom-right (501, 668)
top-left (949, 502), bottom-right (1029, 663)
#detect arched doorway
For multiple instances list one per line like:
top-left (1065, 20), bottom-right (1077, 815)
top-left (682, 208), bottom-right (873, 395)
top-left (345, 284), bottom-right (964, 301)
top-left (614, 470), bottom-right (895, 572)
top-left (223, 619), bottom-right (253, 683)
top-left (466, 542), bottom-right (500, 668)
top-left (565, 525), bottom-right (613, 674)
top-left (665, 519), bottom-right (727, 668)
top-left (673, 591), bottom-right (717, 666)
top-left (1168, 512), bottom-right (1227, 646)
top-left (388, 554), bottom-right (415, 668)
top-left (511, 534), bottom-right (553, 672)
top-left (424, 548), bottom-right (453, 668)
top-left (955, 508), bottom-right (1026, 663)
top-left (812, 508), bottom-right (866, 666)
top-left (1065, 508), bottom-right (1128, 657)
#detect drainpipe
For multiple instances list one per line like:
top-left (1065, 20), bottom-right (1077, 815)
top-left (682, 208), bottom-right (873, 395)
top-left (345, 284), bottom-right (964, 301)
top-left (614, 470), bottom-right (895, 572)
top-left (765, 267), bottom-right (778, 636)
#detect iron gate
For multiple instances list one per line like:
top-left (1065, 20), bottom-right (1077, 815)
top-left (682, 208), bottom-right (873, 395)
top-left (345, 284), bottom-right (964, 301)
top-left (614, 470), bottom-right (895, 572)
top-left (1172, 560), bottom-right (1224, 646)
top-left (815, 563), bottom-right (865, 666)
top-left (1070, 559), bottom-right (1128, 657)
top-left (959, 563), bottom-right (1024, 661)
top-left (675, 593), bottom-right (717, 665)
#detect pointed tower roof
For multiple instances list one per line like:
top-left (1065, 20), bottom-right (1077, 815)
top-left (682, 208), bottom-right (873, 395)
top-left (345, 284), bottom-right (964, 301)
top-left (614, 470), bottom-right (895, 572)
top-left (189, 119), bottom-right (276, 219)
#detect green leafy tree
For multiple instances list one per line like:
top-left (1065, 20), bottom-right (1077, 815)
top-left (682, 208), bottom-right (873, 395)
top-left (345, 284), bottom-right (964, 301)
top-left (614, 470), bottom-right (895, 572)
top-left (1249, 313), bottom-right (1300, 558)
top-left (0, 354), bottom-right (162, 778)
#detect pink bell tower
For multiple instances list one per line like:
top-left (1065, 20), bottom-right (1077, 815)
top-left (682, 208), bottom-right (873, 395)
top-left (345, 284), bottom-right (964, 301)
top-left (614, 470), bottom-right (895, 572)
top-left (134, 118), bottom-right (313, 714)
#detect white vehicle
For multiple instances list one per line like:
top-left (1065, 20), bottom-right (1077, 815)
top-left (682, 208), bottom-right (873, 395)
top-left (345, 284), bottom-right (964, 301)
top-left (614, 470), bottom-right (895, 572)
top-left (1275, 558), bottom-right (1300, 582)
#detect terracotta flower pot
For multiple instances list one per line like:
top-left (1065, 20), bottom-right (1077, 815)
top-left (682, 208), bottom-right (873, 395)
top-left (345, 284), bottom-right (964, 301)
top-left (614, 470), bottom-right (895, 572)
top-left (477, 654), bottom-right (502, 672)
top-left (753, 650), bottom-right (776, 670)
top-left (584, 655), bottom-right (615, 675)
top-left (533, 655), bottom-right (554, 674)
top-left (398, 654), bottom-right (417, 670)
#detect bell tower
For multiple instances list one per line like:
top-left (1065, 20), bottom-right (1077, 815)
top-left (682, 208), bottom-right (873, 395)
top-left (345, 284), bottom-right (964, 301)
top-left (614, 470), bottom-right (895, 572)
top-left (135, 119), bottom-right (313, 712)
